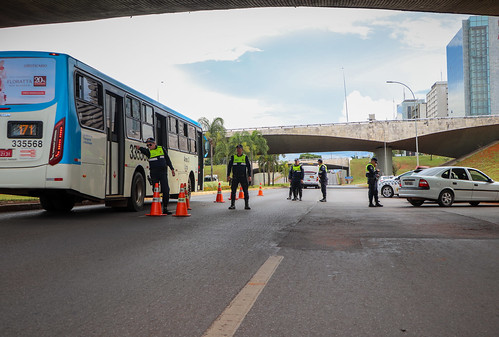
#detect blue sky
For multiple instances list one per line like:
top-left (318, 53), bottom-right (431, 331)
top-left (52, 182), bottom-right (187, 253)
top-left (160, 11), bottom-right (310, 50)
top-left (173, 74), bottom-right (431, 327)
top-left (0, 7), bottom-right (468, 133)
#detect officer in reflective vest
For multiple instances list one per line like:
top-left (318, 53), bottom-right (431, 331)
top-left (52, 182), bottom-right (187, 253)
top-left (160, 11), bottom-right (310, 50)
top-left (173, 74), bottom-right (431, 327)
top-left (366, 157), bottom-right (382, 207)
top-left (318, 158), bottom-right (328, 202)
top-left (227, 144), bottom-right (252, 210)
top-left (288, 158), bottom-right (304, 201)
top-left (136, 137), bottom-right (175, 214)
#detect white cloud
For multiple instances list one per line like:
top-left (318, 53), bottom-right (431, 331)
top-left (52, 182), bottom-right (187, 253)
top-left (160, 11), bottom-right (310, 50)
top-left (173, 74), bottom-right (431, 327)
top-left (374, 14), bottom-right (467, 50)
top-left (339, 91), bottom-right (395, 122)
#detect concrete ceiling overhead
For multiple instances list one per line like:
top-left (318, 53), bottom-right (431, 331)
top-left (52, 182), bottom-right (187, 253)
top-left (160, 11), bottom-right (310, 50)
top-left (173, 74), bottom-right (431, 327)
top-left (1, 1), bottom-right (498, 29)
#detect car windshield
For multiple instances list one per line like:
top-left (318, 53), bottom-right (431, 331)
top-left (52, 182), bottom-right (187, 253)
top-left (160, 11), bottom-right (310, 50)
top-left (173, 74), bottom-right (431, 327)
top-left (418, 167), bottom-right (444, 176)
top-left (398, 171), bottom-right (414, 178)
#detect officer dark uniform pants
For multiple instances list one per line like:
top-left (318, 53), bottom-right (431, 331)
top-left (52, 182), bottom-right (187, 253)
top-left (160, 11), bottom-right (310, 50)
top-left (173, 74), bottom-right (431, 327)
top-left (151, 167), bottom-right (170, 208)
top-left (368, 179), bottom-right (379, 205)
top-left (292, 180), bottom-right (302, 199)
top-left (320, 179), bottom-right (327, 199)
top-left (231, 175), bottom-right (249, 203)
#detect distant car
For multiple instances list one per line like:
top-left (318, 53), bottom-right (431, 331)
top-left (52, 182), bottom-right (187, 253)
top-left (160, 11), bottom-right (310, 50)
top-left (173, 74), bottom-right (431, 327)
top-left (302, 165), bottom-right (320, 189)
top-left (204, 175), bottom-right (218, 182)
top-left (399, 166), bottom-right (499, 207)
top-left (378, 169), bottom-right (424, 198)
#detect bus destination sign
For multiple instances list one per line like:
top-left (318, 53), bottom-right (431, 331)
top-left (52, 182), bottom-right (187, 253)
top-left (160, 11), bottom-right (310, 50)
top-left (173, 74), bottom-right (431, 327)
top-left (7, 121), bottom-right (43, 138)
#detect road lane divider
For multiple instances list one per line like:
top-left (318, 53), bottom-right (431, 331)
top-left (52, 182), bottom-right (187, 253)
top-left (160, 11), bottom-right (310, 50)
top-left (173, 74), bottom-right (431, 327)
top-left (202, 255), bottom-right (284, 337)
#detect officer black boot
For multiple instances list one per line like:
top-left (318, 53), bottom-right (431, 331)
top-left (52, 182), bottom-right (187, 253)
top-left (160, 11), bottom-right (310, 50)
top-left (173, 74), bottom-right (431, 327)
top-left (229, 201), bottom-right (235, 210)
top-left (244, 200), bottom-right (251, 210)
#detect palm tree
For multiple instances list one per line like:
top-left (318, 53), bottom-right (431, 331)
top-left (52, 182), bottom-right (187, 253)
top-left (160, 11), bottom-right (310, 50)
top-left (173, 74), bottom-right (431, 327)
top-left (198, 117), bottom-right (226, 181)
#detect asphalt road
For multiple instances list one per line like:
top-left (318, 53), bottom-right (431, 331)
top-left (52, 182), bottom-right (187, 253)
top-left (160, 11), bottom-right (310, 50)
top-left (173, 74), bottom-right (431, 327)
top-left (1, 187), bottom-right (498, 337)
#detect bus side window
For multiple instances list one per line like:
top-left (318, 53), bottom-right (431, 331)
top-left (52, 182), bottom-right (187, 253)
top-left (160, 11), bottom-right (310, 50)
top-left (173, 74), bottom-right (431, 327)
top-left (169, 116), bottom-right (179, 150)
top-left (75, 74), bottom-right (104, 131)
top-left (178, 121), bottom-right (188, 152)
top-left (188, 125), bottom-right (196, 154)
top-left (125, 96), bottom-right (141, 140)
top-left (142, 104), bottom-right (154, 141)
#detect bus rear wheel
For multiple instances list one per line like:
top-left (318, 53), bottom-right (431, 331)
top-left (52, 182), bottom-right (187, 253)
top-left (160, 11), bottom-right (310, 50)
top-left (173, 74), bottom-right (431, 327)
top-left (127, 172), bottom-right (145, 212)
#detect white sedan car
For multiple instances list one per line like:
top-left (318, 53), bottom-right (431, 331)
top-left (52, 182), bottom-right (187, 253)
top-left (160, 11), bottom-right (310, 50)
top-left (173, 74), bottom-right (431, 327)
top-left (378, 169), bottom-right (424, 198)
top-left (399, 166), bottom-right (499, 207)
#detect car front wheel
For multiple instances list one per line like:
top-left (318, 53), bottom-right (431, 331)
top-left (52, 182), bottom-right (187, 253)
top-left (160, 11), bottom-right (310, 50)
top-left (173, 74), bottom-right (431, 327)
top-left (438, 190), bottom-right (454, 207)
top-left (381, 185), bottom-right (394, 198)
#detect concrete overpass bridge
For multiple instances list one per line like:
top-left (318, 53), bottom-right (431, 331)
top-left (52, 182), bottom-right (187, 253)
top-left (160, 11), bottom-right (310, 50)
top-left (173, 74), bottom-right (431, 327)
top-left (2, 1), bottom-right (498, 29)
top-left (227, 115), bottom-right (499, 175)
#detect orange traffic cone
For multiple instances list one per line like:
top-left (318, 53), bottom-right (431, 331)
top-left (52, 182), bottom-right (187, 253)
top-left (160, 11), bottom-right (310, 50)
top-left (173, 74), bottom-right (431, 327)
top-left (258, 183), bottom-right (264, 196)
top-left (173, 183), bottom-right (191, 217)
top-left (214, 183), bottom-right (225, 203)
top-left (147, 183), bottom-right (167, 216)
top-left (238, 186), bottom-right (244, 199)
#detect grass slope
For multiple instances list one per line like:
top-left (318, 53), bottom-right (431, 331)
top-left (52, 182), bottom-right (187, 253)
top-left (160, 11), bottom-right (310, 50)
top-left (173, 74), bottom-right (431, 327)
top-left (452, 143), bottom-right (499, 181)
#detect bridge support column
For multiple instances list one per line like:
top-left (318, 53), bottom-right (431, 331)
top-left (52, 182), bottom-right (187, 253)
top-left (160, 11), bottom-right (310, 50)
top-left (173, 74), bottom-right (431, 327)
top-left (373, 147), bottom-right (393, 176)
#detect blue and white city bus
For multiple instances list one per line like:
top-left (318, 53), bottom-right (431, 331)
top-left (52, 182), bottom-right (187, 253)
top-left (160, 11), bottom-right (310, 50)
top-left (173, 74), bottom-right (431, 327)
top-left (0, 51), bottom-right (204, 212)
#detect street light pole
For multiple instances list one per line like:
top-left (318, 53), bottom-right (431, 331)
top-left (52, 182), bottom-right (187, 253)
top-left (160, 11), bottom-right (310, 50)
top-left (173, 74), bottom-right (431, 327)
top-left (157, 81), bottom-right (165, 102)
top-left (386, 80), bottom-right (419, 167)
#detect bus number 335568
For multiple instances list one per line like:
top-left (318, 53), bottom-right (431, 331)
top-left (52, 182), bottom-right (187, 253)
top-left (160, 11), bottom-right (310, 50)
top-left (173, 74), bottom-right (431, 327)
top-left (11, 140), bottom-right (44, 148)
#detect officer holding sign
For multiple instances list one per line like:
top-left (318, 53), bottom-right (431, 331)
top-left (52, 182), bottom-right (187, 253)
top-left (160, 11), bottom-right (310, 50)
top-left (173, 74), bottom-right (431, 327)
top-left (135, 137), bottom-right (175, 214)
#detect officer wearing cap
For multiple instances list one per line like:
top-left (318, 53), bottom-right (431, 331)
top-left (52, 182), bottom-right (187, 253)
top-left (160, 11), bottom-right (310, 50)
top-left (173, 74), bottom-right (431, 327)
top-left (318, 158), bottom-right (328, 202)
top-left (366, 157), bottom-right (382, 207)
top-left (227, 144), bottom-right (252, 210)
top-left (135, 137), bottom-right (175, 214)
top-left (288, 158), bottom-right (304, 201)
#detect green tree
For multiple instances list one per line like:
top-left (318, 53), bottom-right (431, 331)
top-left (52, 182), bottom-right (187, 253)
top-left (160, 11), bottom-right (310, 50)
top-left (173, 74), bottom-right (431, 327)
top-left (258, 154), bottom-right (279, 185)
top-left (300, 153), bottom-right (321, 159)
top-left (198, 117), bottom-right (226, 181)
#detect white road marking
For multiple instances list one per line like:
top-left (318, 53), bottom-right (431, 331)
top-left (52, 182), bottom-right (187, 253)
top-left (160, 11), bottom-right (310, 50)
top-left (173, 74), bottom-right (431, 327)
top-left (202, 255), bottom-right (284, 337)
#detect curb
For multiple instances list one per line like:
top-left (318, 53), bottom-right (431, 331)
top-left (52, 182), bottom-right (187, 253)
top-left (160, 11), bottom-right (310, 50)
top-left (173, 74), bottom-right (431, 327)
top-left (0, 202), bottom-right (42, 213)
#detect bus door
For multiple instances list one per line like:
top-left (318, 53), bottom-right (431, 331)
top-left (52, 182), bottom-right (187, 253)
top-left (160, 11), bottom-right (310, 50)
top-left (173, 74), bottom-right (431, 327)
top-left (155, 113), bottom-right (167, 149)
top-left (105, 92), bottom-right (125, 195)
top-left (197, 130), bottom-right (204, 191)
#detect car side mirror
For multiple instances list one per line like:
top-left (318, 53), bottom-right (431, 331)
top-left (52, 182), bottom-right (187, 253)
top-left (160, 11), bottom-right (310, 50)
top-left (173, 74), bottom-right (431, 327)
top-left (488, 178), bottom-right (494, 183)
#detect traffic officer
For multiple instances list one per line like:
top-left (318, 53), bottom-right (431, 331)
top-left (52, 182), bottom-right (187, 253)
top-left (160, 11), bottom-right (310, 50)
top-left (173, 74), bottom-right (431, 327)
top-left (227, 144), bottom-right (252, 210)
top-left (288, 158), bottom-right (304, 201)
top-left (366, 157), bottom-right (382, 207)
top-left (318, 158), bottom-right (328, 202)
top-left (135, 137), bottom-right (175, 214)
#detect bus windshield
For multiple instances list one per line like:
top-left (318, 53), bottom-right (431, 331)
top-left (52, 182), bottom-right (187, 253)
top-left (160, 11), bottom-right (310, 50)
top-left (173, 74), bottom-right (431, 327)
top-left (0, 57), bottom-right (56, 105)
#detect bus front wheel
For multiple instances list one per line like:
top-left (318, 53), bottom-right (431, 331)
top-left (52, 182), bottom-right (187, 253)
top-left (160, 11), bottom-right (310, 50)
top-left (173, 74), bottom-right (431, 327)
top-left (128, 172), bottom-right (145, 212)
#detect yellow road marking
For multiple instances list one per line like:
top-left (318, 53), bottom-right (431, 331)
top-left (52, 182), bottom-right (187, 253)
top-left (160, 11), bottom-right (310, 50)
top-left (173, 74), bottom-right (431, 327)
top-left (202, 255), bottom-right (284, 337)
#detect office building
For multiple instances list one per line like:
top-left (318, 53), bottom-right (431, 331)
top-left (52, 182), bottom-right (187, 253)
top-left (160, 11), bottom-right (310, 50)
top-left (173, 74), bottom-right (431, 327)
top-left (397, 99), bottom-right (426, 120)
top-left (446, 16), bottom-right (499, 117)
top-left (426, 81), bottom-right (448, 118)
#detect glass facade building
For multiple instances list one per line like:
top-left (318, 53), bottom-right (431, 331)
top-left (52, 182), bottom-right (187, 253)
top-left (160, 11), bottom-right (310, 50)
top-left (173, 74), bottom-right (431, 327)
top-left (447, 29), bottom-right (465, 117)
top-left (446, 16), bottom-right (499, 116)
